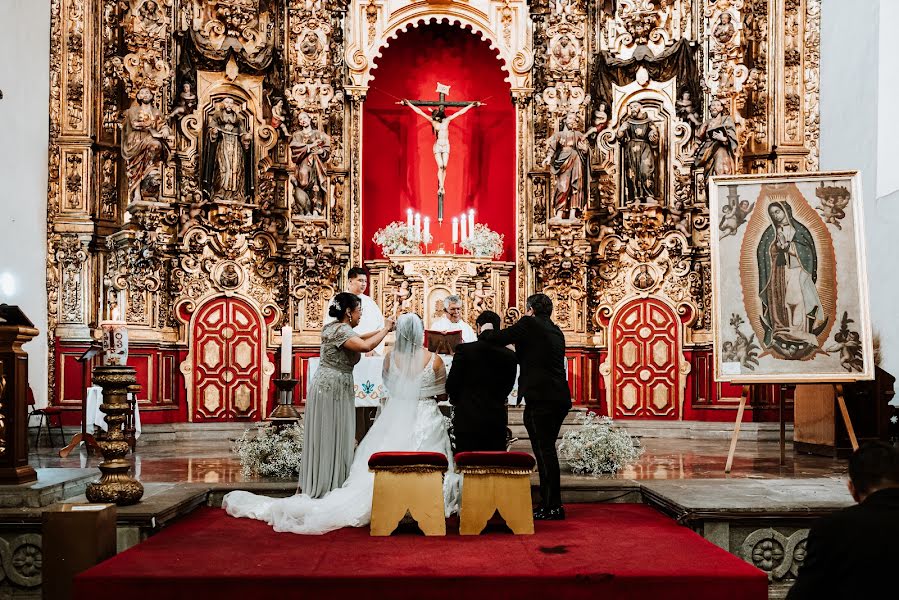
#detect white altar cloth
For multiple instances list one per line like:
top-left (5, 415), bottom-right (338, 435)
top-left (306, 355), bottom-right (526, 407)
top-left (85, 385), bottom-right (142, 437)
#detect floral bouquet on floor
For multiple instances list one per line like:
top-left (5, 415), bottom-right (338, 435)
top-left (558, 412), bottom-right (643, 475)
top-left (373, 221), bottom-right (432, 255)
top-left (460, 224), bottom-right (504, 258)
top-left (233, 422), bottom-right (305, 479)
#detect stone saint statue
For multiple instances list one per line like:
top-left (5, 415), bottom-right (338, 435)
top-left (695, 99), bottom-right (738, 176)
top-left (400, 99), bottom-right (481, 197)
top-left (615, 101), bottom-right (660, 205)
top-left (121, 87), bottom-right (172, 203)
top-left (289, 112), bottom-right (331, 216)
top-left (203, 98), bottom-right (254, 202)
top-left (542, 112), bottom-right (591, 221)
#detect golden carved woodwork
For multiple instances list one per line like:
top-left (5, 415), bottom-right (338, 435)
top-left (43, 0), bottom-right (821, 411)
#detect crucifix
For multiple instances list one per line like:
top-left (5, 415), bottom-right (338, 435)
top-left (398, 83), bottom-right (482, 223)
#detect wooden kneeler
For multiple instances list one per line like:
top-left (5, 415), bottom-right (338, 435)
top-left (456, 451), bottom-right (536, 535)
top-left (368, 452), bottom-right (448, 536)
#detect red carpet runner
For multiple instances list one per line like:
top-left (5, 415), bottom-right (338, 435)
top-left (75, 504), bottom-right (766, 600)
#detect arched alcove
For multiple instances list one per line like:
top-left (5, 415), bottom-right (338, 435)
top-left (362, 22), bottom-right (516, 261)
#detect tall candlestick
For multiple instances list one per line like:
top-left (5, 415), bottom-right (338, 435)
top-left (468, 209), bottom-right (475, 236)
top-left (280, 325), bottom-right (292, 375)
top-left (423, 216), bottom-right (430, 243)
top-left (460, 213), bottom-right (467, 242)
top-left (414, 212), bottom-right (421, 242)
top-left (452, 217), bottom-right (459, 244)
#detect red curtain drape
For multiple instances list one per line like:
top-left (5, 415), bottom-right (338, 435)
top-left (362, 23), bottom-right (516, 262)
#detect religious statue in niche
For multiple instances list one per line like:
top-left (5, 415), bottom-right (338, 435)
top-left (138, 0), bottom-right (167, 37)
top-left (542, 112), bottom-right (592, 221)
top-left (675, 91), bottom-right (702, 129)
top-left (550, 34), bottom-right (579, 71)
top-left (203, 98), bottom-right (254, 203)
top-left (713, 12), bottom-right (737, 46)
top-left (615, 101), bottom-right (661, 206)
top-left (756, 201), bottom-right (829, 359)
top-left (269, 98), bottom-right (290, 138)
top-left (289, 112), bottom-right (331, 217)
top-left (168, 82), bottom-right (197, 121)
top-left (121, 87), bottom-right (173, 203)
top-left (695, 99), bottom-right (738, 176)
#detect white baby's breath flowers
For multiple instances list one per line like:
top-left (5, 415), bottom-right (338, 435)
top-left (233, 422), bottom-right (305, 479)
top-left (558, 412), bottom-right (643, 475)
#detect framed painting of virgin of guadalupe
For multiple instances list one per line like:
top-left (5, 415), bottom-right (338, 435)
top-left (709, 171), bottom-right (874, 383)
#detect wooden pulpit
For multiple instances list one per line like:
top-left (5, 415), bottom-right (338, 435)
top-left (0, 304), bottom-right (39, 484)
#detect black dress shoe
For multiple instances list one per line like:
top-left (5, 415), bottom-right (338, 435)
top-left (540, 507), bottom-right (566, 520)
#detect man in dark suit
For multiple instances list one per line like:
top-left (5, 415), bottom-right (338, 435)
top-left (487, 293), bottom-right (571, 520)
top-left (787, 441), bottom-right (899, 599)
top-left (446, 311), bottom-right (518, 453)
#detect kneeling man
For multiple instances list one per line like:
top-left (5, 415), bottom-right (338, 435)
top-left (446, 311), bottom-right (518, 452)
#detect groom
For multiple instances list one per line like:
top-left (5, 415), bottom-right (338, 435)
top-left (487, 293), bottom-right (571, 520)
top-left (446, 311), bottom-right (517, 452)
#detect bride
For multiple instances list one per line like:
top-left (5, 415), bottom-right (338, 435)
top-left (223, 313), bottom-right (460, 534)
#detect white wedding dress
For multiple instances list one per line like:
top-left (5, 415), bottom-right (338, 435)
top-left (223, 314), bottom-right (460, 535)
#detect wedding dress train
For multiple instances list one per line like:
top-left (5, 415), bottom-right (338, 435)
top-left (223, 315), bottom-right (459, 535)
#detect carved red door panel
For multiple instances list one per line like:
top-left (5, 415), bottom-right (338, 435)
top-left (610, 299), bottom-right (680, 419)
top-left (191, 297), bottom-right (263, 421)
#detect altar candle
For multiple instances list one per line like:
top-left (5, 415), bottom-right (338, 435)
top-left (468, 209), bottom-right (475, 236)
top-left (414, 212), bottom-right (421, 242)
top-left (452, 217), bottom-right (459, 244)
top-left (460, 213), bottom-right (467, 241)
top-left (280, 325), bottom-right (292, 376)
top-left (423, 216), bottom-right (430, 242)
top-left (407, 208), bottom-right (413, 229)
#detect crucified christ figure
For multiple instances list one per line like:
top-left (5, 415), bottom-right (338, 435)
top-left (400, 99), bottom-right (481, 197)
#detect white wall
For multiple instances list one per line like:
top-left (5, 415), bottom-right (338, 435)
top-left (0, 1), bottom-right (51, 405)
top-left (820, 0), bottom-right (899, 380)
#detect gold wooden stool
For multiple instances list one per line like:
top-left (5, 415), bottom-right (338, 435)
top-left (456, 451), bottom-right (536, 535)
top-left (368, 451), bottom-right (448, 536)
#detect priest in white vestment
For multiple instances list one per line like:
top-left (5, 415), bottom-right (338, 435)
top-left (325, 267), bottom-right (386, 354)
top-left (430, 294), bottom-right (476, 343)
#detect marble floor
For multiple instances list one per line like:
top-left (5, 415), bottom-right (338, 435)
top-left (28, 436), bottom-right (848, 485)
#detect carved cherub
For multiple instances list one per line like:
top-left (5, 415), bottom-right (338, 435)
top-left (584, 103), bottom-right (609, 138)
top-left (676, 91), bottom-right (703, 129)
top-left (270, 98), bottom-right (290, 138)
top-left (393, 280), bottom-right (412, 315)
top-left (472, 280), bottom-right (490, 313)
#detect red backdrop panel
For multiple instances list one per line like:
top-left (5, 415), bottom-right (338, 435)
top-left (362, 23), bottom-right (515, 261)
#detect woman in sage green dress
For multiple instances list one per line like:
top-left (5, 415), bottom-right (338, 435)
top-left (300, 292), bottom-right (394, 498)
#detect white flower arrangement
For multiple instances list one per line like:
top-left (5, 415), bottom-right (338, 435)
top-left (372, 221), bottom-right (432, 255)
top-left (558, 412), bottom-right (643, 475)
top-left (460, 223), bottom-right (504, 258)
top-left (233, 422), bottom-right (305, 479)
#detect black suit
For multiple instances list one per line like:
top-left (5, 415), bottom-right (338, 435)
top-left (786, 487), bottom-right (899, 600)
top-left (446, 330), bottom-right (518, 452)
top-left (489, 315), bottom-right (571, 508)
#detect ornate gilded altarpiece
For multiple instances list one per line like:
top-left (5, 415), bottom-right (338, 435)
top-left (46, 0), bottom-right (821, 421)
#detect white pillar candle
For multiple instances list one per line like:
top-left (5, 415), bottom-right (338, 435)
top-left (468, 209), bottom-right (475, 236)
top-left (460, 214), bottom-right (467, 241)
top-left (407, 208), bottom-right (413, 229)
top-left (423, 216), bottom-right (430, 241)
top-left (452, 217), bottom-right (459, 244)
top-left (414, 212), bottom-right (421, 242)
top-left (280, 325), bottom-right (292, 376)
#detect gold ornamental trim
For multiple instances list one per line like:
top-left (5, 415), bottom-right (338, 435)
top-left (369, 464), bottom-right (448, 474)
top-left (456, 467), bottom-right (534, 476)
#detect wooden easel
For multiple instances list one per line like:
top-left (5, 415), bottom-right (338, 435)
top-left (724, 383), bottom-right (859, 473)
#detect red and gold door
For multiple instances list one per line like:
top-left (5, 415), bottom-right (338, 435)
top-left (609, 298), bottom-right (681, 419)
top-left (190, 297), bottom-right (264, 421)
